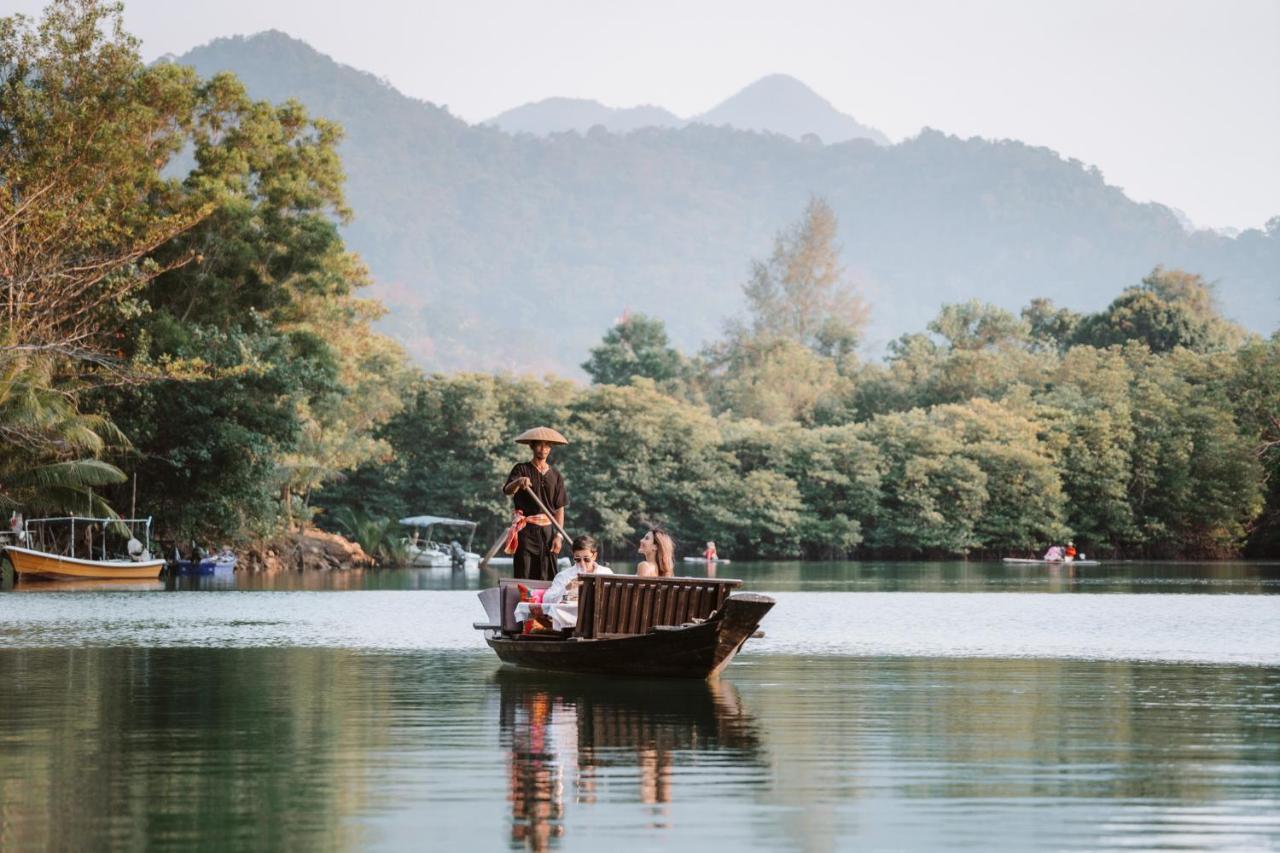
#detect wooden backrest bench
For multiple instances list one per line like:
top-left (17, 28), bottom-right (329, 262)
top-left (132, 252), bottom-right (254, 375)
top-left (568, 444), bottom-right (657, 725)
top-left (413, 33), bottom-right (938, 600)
top-left (488, 575), bottom-right (742, 639)
top-left (576, 575), bottom-right (742, 639)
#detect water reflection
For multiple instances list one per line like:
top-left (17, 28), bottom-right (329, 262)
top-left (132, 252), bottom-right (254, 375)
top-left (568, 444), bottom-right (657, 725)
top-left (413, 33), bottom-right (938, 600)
top-left (0, 647), bottom-right (1277, 850)
top-left (497, 671), bottom-right (763, 850)
top-left (9, 577), bottom-right (164, 593)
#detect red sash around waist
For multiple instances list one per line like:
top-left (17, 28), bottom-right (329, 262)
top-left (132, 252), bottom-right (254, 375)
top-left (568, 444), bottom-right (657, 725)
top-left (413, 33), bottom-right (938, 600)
top-left (502, 510), bottom-right (552, 555)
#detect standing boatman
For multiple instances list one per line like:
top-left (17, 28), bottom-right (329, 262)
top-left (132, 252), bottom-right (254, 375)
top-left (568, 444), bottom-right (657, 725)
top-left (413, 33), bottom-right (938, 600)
top-left (501, 427), bottom-right (569, 581)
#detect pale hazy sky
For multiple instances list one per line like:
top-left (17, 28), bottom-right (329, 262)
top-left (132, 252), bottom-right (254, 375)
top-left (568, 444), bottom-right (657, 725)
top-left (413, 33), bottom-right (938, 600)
top-left (10, 0), bottom-right (1279, 230)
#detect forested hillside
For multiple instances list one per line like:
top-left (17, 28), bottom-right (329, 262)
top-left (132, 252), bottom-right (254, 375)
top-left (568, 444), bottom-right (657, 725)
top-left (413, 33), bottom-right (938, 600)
top-left (175, 32), bottom-right (1279, 375)
top-left (4, 2), bottom-right (1276, 562)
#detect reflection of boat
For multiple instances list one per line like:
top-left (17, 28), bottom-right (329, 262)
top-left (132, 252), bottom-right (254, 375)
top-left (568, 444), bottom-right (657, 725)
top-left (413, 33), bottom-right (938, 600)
top-left (496, 668), bottom-right (762, 753)
top-left (399, 514), bottom-right (482, 567)
top-left (477, 574), bottom-right (773, 679)
top-left (13, 577), bottom-right (165, 593)
top-left (1003, 557), bottom-right (1101, 566)
top-left (497, 667), bottom-right (762, 848)
top-left (5, 516), bottom-right (165, 580)
top-left (682, 556), bottom-right (731, 564)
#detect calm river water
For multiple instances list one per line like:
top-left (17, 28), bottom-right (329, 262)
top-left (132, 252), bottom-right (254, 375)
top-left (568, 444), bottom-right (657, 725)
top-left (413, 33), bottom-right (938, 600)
top-left (2, 561), bottom-right (1279, 851)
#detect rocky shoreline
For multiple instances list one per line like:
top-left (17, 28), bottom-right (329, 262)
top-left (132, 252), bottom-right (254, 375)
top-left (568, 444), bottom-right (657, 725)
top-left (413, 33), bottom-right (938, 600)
top-left (237, 528), bottom-right (375, 572)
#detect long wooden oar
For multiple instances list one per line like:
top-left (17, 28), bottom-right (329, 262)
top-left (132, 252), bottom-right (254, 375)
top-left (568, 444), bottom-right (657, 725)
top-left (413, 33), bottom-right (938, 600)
top-left (477, 527), bottom-right (509, 571)
top-left (482, 483), bottom-right (574, 570)
top-left (519, 484), bottom-right (572, 545)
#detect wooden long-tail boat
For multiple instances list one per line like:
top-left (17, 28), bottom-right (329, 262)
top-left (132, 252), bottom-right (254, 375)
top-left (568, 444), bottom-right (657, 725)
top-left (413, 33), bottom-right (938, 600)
top-left (475, 574), bottom-right (773, 679)
top-left (5, 546), bottom-right (165, 580)
top-left (4, 516), bottom-right (165, 581)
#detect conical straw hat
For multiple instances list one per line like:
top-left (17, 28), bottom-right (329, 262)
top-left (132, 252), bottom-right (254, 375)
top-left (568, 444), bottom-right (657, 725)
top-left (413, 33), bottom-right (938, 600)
top-left (514, 426), bottom-right (568, 446)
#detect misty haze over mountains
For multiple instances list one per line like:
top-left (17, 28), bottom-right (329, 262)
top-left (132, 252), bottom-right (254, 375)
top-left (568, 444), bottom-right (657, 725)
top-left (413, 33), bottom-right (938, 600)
top-left (172, 31), bottom-right (1279, 375)
top-left (486, 73), bottom-right (890, 145)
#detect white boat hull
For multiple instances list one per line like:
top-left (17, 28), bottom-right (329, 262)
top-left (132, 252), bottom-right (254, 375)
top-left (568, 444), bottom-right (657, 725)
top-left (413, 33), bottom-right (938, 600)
top-left (1002, 557), bottom-right (1101, 566)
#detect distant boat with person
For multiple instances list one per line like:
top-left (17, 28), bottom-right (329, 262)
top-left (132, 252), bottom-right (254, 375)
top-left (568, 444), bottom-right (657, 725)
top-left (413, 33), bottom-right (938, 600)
top-left (1004, 541), bottom-right (1101, 566)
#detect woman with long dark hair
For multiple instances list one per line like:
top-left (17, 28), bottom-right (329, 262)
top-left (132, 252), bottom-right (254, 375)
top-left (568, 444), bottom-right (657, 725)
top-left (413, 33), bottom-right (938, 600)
top-left (636, 527), bottom-right (674, 577)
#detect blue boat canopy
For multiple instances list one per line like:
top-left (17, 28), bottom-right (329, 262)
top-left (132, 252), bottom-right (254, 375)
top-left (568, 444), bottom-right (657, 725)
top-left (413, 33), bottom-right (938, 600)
top-left (399, 515), bottom-right (477, 528)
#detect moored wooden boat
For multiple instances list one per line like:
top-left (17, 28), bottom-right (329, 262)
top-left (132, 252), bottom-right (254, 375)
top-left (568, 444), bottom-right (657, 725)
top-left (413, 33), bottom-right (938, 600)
top-left (475, 574), bottom-right (773, 679)
top-left (5, 515), bottom-right (165, 580)
top-left (5, 545), bottom-right (165, 580)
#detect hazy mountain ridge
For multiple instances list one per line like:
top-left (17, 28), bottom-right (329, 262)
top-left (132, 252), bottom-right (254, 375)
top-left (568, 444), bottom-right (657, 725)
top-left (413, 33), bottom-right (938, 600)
top-left (175, 32), bottom-right (1279, 375)
top-left (486, 72), bottom-right (889, 144)
top-left (486, 97), bottom-right (684, 135)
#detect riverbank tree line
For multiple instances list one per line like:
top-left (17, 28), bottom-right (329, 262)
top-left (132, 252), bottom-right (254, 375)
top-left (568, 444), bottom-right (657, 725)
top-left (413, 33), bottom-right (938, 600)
top-left (3, 1), bottom-right (1277, 563)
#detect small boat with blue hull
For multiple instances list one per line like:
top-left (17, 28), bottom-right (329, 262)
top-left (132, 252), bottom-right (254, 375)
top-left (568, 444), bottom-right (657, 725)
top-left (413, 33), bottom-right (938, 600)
top-left (172, 551), bottom-right (238, 575)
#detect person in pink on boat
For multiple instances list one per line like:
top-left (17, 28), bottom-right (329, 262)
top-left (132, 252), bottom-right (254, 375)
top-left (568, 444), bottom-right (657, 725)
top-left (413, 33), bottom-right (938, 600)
top-left (514, 535), bottom-right (612, 632)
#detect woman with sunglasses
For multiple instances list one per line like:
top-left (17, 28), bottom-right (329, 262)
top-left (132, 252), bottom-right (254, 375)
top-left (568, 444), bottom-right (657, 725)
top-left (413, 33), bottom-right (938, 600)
top-left (540, 534), bottom-right (613, 612)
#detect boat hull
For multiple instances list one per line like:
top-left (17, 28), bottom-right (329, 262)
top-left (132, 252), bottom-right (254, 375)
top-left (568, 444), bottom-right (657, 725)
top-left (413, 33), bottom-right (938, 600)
top-left (173, 556), bottom-right (238, 575)
top-left (5, 546), bottom-right (165, 580)
top-left (1002, 557), bottom-right (1101, 566)
top-left (682, 557), bottom-right (731, 563)
top-left (485, 593), bottom-right (773, 679)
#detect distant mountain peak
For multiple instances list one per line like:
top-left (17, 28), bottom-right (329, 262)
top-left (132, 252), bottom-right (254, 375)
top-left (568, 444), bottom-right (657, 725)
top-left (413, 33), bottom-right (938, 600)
top-left (485, 73), bottom-right (887, 145)
top-left (694, 74), bottom-right (889, 145)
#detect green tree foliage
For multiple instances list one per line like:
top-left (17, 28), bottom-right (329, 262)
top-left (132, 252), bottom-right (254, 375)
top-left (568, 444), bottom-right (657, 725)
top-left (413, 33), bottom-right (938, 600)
top-left (328, 506), bottom-right (407, 566)
top-left (1230, 335), bottom-right (1280, 555)
top-left (1038, 346), bottom-right (1138, 550)
top-left (0, 0), bottom-right (205, 517)
top-left (317, 373), bottom-right (573, 538)
top-left (582, 314), bottom-right (684, 386)
top-left (1123, 347), bottom-right (1262, 556)
top-left (739, 197), bottom-right (868, 359)
top-left (564, 380), bottom-right (743, 549)
top-left (318, 263), bottom-right (1276, 560)
top-left (860, 409), bottom-right (988, 555)
top-left (1022, 298), bottom-right (1082, 352)
top-left (859, 303), bottom-right (1050, 413)
top-left (93, 70), bottom-right (409, 539)
top-left (95, 326), bottom-right (300, 539)
top-left (929, 399), bottom-right (1067, 551)
top-left (721, 422), bottom-right (881, 557)
top-left (1072, 267), bottom-right (1247, 353)
top-left (0, 0), bottom-right (213, 361)
top-left (702, 198), bottom-right (863, 424)
top-left (1, 1), bottom-right (410, 537)
top-left (705, 336), bottom-right (846, 425)
top-left (0, 355), bottom-right (126, 515)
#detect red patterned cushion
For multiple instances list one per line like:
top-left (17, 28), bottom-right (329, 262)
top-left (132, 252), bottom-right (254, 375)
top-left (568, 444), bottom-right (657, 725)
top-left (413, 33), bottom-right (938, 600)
top-left (518, 584), bottom-right (551, 633)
